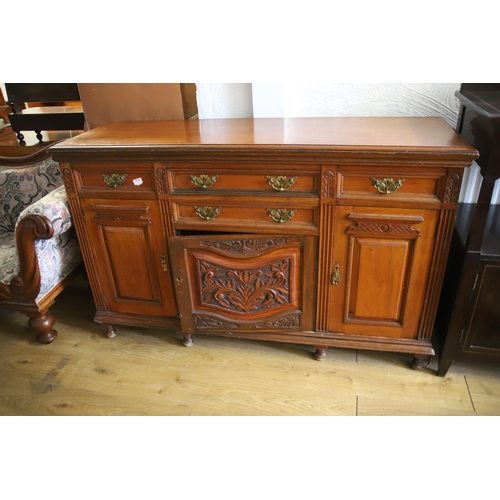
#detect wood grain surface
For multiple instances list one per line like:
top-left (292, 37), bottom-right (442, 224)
top-left (1, 274), bottom-right (499, 416)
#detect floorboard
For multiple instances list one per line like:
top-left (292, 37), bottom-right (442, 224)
top-left (1, 274), bottom-right (499, 417)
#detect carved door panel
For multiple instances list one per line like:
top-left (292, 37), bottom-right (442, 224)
top-left (169, 234), bottom-right (317, 334)
top-left (82, 198), bottom-right (178, 317)
top-left (328, 206), bottom-right (439, 339)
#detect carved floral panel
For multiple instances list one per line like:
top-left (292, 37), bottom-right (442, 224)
top-left (199, 259), bottom-right (291, 313)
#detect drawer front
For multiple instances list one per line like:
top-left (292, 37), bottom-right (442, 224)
top-left (172, 198), bottom-right (319, 234)
top-left (167, 163), bottom-right (320, 196)
top-left (73, 162), bottom-right (156, 196)
top-left (337, 167), bottom-right (447, 205)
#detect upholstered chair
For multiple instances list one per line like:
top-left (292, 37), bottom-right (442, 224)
top-left (0, 144), bottom-right (83, 343)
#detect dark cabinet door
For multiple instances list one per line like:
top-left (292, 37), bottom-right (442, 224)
top-left (169, 234), bottom-right (317, 335)
top-left (464, 260), bottom-right (500, 353)
top-left (82, 198), bottom-right (178, 318)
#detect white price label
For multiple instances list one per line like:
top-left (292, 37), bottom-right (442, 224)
top-left (133, 178), bottom-right (143, 186)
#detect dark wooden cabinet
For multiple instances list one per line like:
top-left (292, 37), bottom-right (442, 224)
top-left (466, 257), bottom-right (500, 351)
top-left (50, 117), bottom-right (477, 369)
top-left (435, 84), bottom-right (500, 376)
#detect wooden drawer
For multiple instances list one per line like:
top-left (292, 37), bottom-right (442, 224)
top-left (171, 196), bottom-right (319, 234)
top-left (337, 166), bottom-right (447, 206)
top-left (73, 162), bottom-right (156, 196)
top-left (167, 163), bottom-right (320, 196)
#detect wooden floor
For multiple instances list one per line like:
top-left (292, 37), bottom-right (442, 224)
top-left (1, 273), bottom-right (499, 416)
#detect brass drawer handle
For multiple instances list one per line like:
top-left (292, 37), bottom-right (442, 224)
top-left (331, 263), bottom-right (340, 285)
top-left (190, 174), bottom-right (219, 189)
top-left (267, 208), bottom-right (296, 223)
top-left (194, 206), bottom-right (221, 220)
top-left (266, 175), bottom-right (297, 191)
top-left (371, 177), bottom-right (405, 194)
top-left (103, 174), bottom-right (128, 188)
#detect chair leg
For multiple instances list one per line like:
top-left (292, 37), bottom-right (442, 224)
top-left (28, 310), bottom-right (57, 344)
top-left (16, 131), bottom-right (26, 145)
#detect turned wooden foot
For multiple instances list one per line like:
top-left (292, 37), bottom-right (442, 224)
top-left (411, 354), bottom-right (431, 371)
top-left (102, 323), bottom-right (117, 338)
top-left (16, 131), bottom-right (25, 144)
top-left (314, 346), bottom-right (327, 361)
top-left (28, 310), bottom-right (57, 344)
top-left (182, 334), bottom-right (193, 347)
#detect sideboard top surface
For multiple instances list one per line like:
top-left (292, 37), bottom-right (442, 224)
top-left (50, 117), bottom-right (477, 160)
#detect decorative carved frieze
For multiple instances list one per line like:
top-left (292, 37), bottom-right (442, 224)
top-left (93, 211), bottom-right (151, 224)
top-left (255, 315), bottom-right (300, 328)
top-left (195, 314), bottom-right (300, 329)
top-left (195, 316), bottom-right (238, 329)
top-left (348, 219), bottom-right (421, 237)
top-left (200, 238), bottom-right (288, 254)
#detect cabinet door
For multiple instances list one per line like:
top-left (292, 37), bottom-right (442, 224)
top-left (82, 198), bottom-right (178, 318)
top-left (464, 260), bottom-right (500, 353)
top-left (169, 234), bottom-right (317, 334)
top-left (328, 206), bottom-right (438, 339)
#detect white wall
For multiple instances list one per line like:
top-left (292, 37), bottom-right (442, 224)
top-left (196, 83), bottom-right (253, 119)
top-left (195, 83), bottom-right (497, 204)
top-left (282, 83), bottom-right (460, 126)
top-left (197, 83), bottom-right (461, 124)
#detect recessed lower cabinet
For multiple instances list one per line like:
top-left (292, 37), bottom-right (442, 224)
top-left (169, 233), bottom-right (317, 344)
top-left (50, 117), bottom-right (478, 371)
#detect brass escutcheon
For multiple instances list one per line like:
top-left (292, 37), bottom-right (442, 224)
top-left (103, 173), bottom-right (128, 188)
top-left (161, 254), bottom-right (168, 272)
top-left (331, 263), bottom-right (340, 285)
top-left (267, 208), bottom-right (296, 223)
top-left (190, 174), bottom-right (219, 189)
top-left (194, 206), bottom-right (221, 220)
top-left (266, 175), bottom-right (298, 191)
top-left (371, 177), bottom-right (405, 194)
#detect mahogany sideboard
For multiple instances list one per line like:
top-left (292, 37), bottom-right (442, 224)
top-left (49, 117), bottom-right (478, 369)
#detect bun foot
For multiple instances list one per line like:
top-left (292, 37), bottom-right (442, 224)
top-left (37, 329), bottom-right (58, 344)
top-left (103, 323), bottom-right (117, 338)
top-left (411, 354), bottom-right (431, 371)
top-left (28, 311), bottom-right (57, 344)
top-left (314, 346), bottom-right (327, 361)
top-left (182, 334), bottom-right (193, 347)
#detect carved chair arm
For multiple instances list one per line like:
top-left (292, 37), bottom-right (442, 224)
top-left (0, 214), bottom-right (54, 302)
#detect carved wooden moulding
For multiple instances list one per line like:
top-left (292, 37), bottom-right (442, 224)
top-left (195, 314), bottom-right (301, 329)
top-left (200, 237), bottom-right (288, 254)
top-left (347, 214), bottom-right (423, 237)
